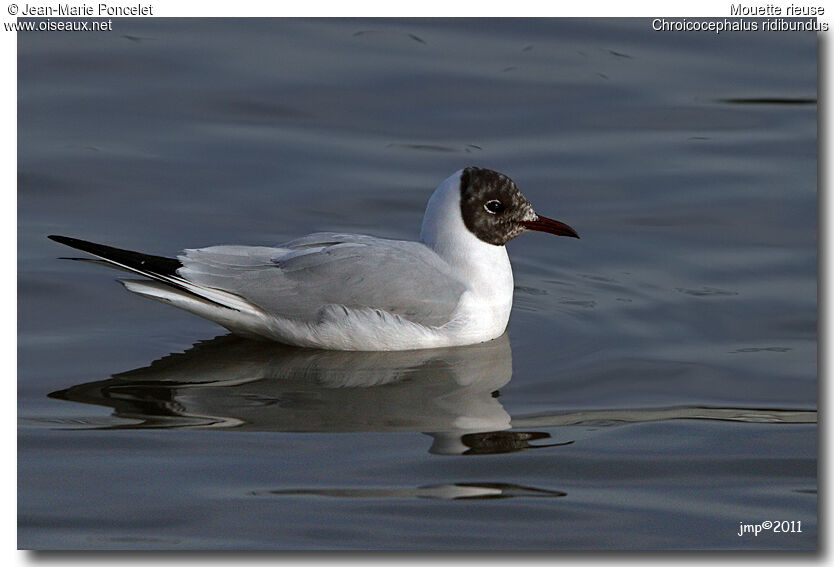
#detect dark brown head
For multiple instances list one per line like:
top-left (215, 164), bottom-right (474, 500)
top-left (458, 167), bottom-right (579, 246)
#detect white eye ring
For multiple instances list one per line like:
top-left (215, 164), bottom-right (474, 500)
top-left (484, 200), bottom-right (504, 214)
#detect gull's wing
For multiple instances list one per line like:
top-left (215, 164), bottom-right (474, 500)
top-left (178, 233), bottom-right (467, 327)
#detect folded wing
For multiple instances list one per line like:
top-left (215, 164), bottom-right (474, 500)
top-left (178, 233), bottom-right (466, 327)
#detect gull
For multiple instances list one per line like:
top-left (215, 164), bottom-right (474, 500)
top-left (49, 167), bottom-right (578, 351)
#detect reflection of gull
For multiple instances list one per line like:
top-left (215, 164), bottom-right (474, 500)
top-left (50, 334), bottom-right (520, 454)
top-left (47, 332), bottom-right (816, 457)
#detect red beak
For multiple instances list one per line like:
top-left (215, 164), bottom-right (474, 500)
top-left (520, 214), bottom-right (580, 239)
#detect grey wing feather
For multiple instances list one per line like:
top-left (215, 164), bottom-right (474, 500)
top-left (177, 233), bottom-right (466, 327)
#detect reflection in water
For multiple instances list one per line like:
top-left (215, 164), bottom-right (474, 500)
top-left (512, 407), bottom-right (817, 428)
top-left (48, 333), bottom-right (817, 459)
top-left (254, 483), bottom-right (567, 501)
top-left (50, 334), bottom-right (538, 455)
top-left (429, 430), bottom-right (573, 456)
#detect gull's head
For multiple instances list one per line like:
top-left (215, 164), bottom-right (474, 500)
top-left (457, 167), bottom-right (579, 246)
top-left (420, 167), bottom-right (579, 252)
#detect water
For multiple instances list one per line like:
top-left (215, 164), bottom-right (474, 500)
top-left (18, 19), bottom-right (817, 550)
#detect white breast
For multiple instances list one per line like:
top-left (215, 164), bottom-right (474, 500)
top-left (419, 170), bottom-right (515, 342)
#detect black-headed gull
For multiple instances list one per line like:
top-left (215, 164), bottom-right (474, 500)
top-left (49, 167), bottom-right (578, 350)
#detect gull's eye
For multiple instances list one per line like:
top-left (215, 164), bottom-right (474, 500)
top-left (484, 200), bottom-right (505, 214)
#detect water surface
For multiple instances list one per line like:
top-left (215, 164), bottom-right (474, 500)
top-left (18, 18), bottom-right (817, 550)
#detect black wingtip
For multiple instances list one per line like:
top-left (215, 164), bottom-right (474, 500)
top-left (49, 234), bottom-right (100, 249)
top-left (48, 234), bottom-right (111, 255)
top-left (47, 234), bottom-right (182, 277)
top-left (49, 234), bottom-right (85, 247)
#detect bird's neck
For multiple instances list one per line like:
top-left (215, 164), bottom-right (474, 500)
top-left (419, 173), bottom-right (514, 299)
